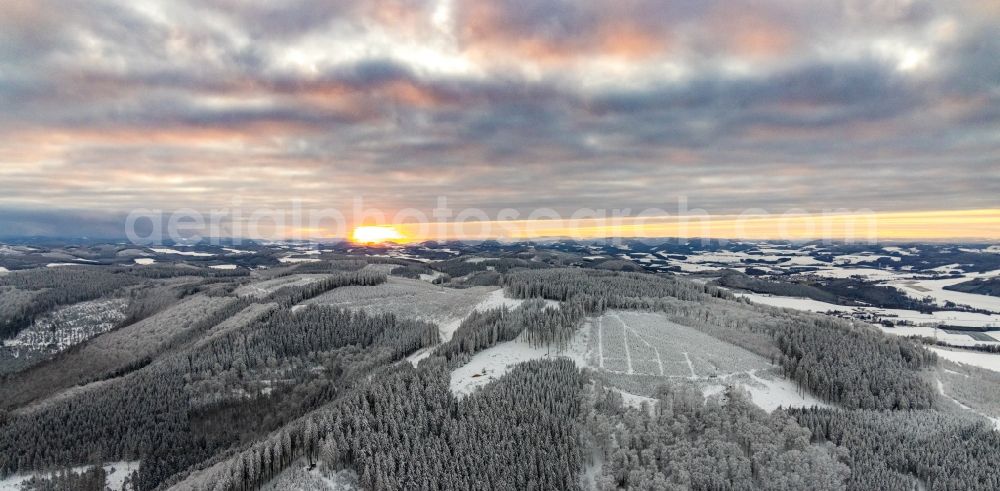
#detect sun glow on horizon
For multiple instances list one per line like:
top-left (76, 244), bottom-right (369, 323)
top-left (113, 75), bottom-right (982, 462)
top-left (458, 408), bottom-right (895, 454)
top-left (351, 225), bottom-right (407, 244)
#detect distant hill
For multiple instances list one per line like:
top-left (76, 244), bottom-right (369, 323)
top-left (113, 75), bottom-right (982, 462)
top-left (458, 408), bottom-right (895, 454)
top-left (944, 277), bottom-right (1000, 297)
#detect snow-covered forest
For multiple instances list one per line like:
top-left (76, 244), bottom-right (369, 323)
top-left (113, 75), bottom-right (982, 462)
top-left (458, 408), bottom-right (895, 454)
top-left (1, 243), bottom-right (999, 490)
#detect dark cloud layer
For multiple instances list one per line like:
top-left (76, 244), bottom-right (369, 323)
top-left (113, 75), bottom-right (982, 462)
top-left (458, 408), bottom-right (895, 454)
top-left (0, 0), bottom-right (997, 237)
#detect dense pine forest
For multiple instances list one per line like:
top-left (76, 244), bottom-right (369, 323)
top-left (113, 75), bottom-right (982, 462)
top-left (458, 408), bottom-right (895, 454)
top-left (0, 256), bottom-right (997, 490)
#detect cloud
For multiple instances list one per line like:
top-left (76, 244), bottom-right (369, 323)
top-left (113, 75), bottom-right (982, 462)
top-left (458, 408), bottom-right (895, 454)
top-left (0, 0), bottom-right (996, 238)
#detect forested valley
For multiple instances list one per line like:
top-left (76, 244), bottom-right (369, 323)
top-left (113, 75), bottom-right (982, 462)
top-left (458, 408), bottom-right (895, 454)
top-left (0, 256), bottom-right (997, 490)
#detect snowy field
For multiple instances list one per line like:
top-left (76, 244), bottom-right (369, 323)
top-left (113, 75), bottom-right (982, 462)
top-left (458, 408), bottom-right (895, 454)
top-left (277, 256), bottom-right (321, 263)
top-left (306, 278), bottom-right (517, 347)
top-left (149, 247), bottom-right (214, 257)
top-left (876, 325), bottom-right (1000, 346)
top-left (234, 274), bottom-right (333, 298)
top-left (305, 277), bottom-right (497, 324)
top-left (930, 347), bottom-right (1000, 373)
top-left (449, 317), bottom-right (588, 397)
top-left (260, 461), bottom-right (359, 491)
top-left (409, 288), bottom-right (526, 365)
top-left (735, 292), bottom-right (1000, 329)
top-left (583, 311), bottom-right (826, 411)
top-left (886, 270), bottom-right (1000, 313)
top-left (589, 311), bottom-right (769, 378)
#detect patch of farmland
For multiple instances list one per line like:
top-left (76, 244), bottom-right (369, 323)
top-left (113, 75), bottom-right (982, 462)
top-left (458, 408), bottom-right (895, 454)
top-left (929, 347), bottom-right (1000, 373)
top-left (888, 272), bottom-right (1000, 313)
top-left (877, 325), bottom-right (1000, 347)
top-left (736, 291), bottom-right (1000, 328)
top-left (234, 274), bottom-right (333, 299)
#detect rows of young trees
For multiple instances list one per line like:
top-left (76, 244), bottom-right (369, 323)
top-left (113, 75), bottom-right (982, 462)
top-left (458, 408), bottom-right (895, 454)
top-left (0, 267), bottom-right (144, 339)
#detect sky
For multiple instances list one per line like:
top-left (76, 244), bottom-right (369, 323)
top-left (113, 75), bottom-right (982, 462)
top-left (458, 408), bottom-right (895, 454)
top-left (0, 0), bottom-right (998, 240)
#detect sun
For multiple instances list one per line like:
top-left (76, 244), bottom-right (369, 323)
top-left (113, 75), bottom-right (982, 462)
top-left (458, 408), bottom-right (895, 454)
top-left (351, 225), bottom-right (407, 244)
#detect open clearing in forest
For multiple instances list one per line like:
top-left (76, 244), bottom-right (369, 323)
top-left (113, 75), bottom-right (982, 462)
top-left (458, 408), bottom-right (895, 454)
top-left (589, 311), bottom-right (768, 378)
top-left (304, 277), bottom-right (517, 344)
top-left (577, 310), bottom-right (827, 411)
top-left (234, 274), bottom-right (334, 299)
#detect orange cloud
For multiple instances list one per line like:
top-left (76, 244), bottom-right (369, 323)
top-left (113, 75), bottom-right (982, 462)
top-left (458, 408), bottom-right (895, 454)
top-left (393, 209), bottom-right (1000, 242)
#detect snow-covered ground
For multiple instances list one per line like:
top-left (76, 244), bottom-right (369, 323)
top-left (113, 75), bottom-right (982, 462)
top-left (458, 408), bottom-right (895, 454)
top-left (418, 271), bottom-right (443, 282)
top-left (735, 292), bottom-right (1000, 329)
top-left (447, 309), bottom-right (825, 412)
top-left (876, 325), bottom-right (1000, 346)
top-left (407, 288), bottom-right (526, 365)
top-left (277, 256), bottom-right (320, 263)
top-left (809, 267), bottom-right (909, 281)
top-left (833, 254), bottom-right (898, 265)
top-left (209, 264), bottom-right (238, 270)
top-left (0, 461), bottom-right (138, 491)
top-left (929, 347), bottom-right (1000, 373)
top-left (936, 378), bottom-right (1000, 431)
top-left (449, 341), bottom-right (559, 397)
top-left (742, 370), bottom-right (829, 411)
top-left (887, 271), bottom-right (1000, 313)
top-left (0, 267), bottom-right (8, 275)
top-left (698, 369), bottom-right (830, 412)
top-left (436, 288), bottom-right (526, 343)
top-left (616, 389), bottom-right (658, 411)
top-left (235, 274), bottom-right (331, 299)
top-left (449, 310), bottom-right (589, 396)
top-left (149, 247), bottom-right (214, 257)
top-left (133, 258), bottom-right (155, 265)
top-left (260, 461), bottom-right (359, 491)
